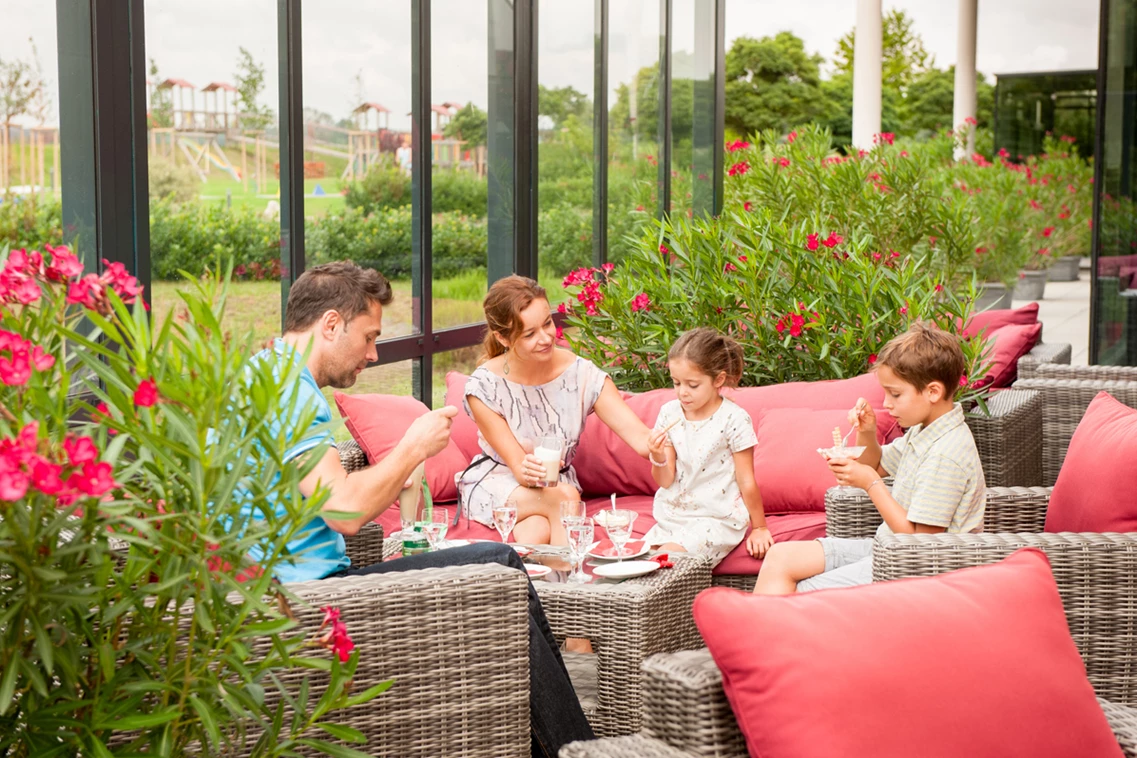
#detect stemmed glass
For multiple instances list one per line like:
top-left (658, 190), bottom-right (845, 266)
top-left (492, 500), bottom-right (519, 545)
top-left (421, 508), bottom-right (449, 551)
top-left (819, 426), bottom-right (868, 497)
top-left (560, 500), bottom-right (586, 529)
top-left (565, 517), bottom-right (594, 584)
top-left (604, 508), bottom-right (637, 559)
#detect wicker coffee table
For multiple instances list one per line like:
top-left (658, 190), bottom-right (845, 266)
top-left (381, 538), bottom-right (712, 738)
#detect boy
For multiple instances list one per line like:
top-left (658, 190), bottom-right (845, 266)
top-left (753, 321), bottom-right (986, 594)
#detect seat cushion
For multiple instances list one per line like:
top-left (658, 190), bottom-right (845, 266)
top-left (711, 512), bottom-right (827, 576)
top-left (961, 302), bottom-right (1039, 339)
top-left (335, 392), bottom-right (468, 503)
top-left (754, 408), bottom-right (902, 515)
top-left (1046, 391), bottom-right (1137, 533)
top-left (694, 549), bottom-right (1122, 758)
top-left (974, 322), bottom-right (1043, 389)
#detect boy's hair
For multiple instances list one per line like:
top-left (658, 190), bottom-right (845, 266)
top-left (876, 321), bottom-right (965, 396)
top-left (284, 261), bottom-right (393, 333)
top-left (668, 327), bottom-right (745, 387)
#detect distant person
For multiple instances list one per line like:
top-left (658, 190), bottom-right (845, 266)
top-left (753, 322), bottom-right (986, 594)
top-left (644, 327), bottom-right (773, 565)
top-left (396, 143), bottom-right (412, 175)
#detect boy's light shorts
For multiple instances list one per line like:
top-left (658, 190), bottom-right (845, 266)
top-left (796, 537), bottom-right (873, 592)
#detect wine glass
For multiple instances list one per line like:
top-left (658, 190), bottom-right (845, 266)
top-left (422, 508), bottom-right (449, 551)
top-left (492, 500), bottom-right (519, 545)
top-left (565, 517), bottom-right (594, 584)
top-left (560, 499), bottom-right (586, 529)
top-left (604, 508), bottom-right (637, 559)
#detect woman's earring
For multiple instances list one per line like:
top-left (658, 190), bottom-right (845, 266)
top-left (503, 349), bottom-right (510, 375)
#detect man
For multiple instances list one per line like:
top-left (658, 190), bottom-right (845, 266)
top-left (258, 260), bottom-right (594, 757)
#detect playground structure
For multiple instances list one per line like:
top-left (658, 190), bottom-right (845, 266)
top-left (1, 124), bottom-right (61, 197)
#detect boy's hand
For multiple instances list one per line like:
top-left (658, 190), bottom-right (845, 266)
top-left (848, 398), bottom-right (877, 435)
top-left (647, 428), bottom-right (672, 461)
top-left (746, 526), bottom-right (774, 558)
top-left (827, 457), bottom-right (878, 490)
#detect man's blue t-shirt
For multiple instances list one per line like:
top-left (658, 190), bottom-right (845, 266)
top-left (247, 339), bottom-right (350, 583)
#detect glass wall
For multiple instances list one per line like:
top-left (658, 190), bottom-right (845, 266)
top-left (1093, 0), bottom-right (1137, 366)
top-left (994, 71), bottom-right (1097, 161)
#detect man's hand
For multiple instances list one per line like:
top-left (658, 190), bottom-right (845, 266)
top-left (746, 526), bottom-right (774, 558)
top-left (827, 456), bottom-right (878, 490)
top-left (403, 405), bottom-right (458, 459)
top-left (848, 398), bottom-right (877, 435)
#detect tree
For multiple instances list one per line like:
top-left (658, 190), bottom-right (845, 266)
top-left (442, 102), bottom-right (487, 147)
top-left (538, 84), bottom-right (590, 128)
top-left (820, 72), bottom-right (903, 149)
top-left (724, 32), bottom-right (832, 137)
top-left (0, 44), bottom-right (44, 136)
top-left (899, 67), bottom-right (995, 135)
top-left (148, 58), bottom-right (173, 128)
top-left (234, 46), bottom-right (273, 131)
top-left (833, 9), bottom-right (933, 91)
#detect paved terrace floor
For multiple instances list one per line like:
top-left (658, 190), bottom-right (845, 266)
top-left (1026, 261), bottom-right (1091, 365)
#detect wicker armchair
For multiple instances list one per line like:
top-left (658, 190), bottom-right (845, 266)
top-left (561, 528), bottom-right (1137, 758)
top-left (963, 388), bottom-right (1042, 486)
top-left (1016, 341), bottom-right (1073, 378)
top-left (1012, 377), bottom-right (1137, 486)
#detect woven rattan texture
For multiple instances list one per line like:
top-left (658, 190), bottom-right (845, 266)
top-left (710, 574), bottom-right (756, 591)
top-left (825, 485), bottom-right (1052, 540)
top-left (561, 734), bottom-right (690, 757)
top-left (1013, 379), bottom-right (1137, 486)
top-left (1021, 361), bottom-right (1137, 384)
top-left (640, 649), bottom-right (747, 757)
top-left (1017, 341), bottom-right (1073, 379)
top-left (965, 388), bottom-right (1042, 486)
top-left (873, 531), bottom-right (1137, 707)
top-left (338, 438), bottom-right (368, 473)
top-left (1102, 700), bottom-right (1137, 757)
top-left (268, 564), bottom-right (531, 758)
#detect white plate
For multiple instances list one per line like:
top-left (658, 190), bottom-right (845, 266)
top-left (592, 560), bottom-right (660, 580)
top-left (525, 564), bottom-right (552, 578)
top-left (587, 540), bottom-right (650, 560)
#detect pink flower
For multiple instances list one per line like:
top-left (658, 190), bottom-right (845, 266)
top-left (959, 375), bottom-right (969, 387)
top-left (806, 234), bottom-right (820, 252)
top-left (821, 233), bottom-right (843, 249)
top-left (738, 255), bottom-right (747, 263)
top-left (743, 201), bottom-right (752, 212)
top-left (872, 252), bottom-right (882, 261)
top-left (998, 147), bottom-right (1010, 159)
top-left (133, 378), bottom-right (160, 408)
top-left (1042, 227), bottom-right (1054, 237)
top-left (723, 263), bottom-right (737, 273)
top-left (899, 150), bottom-right (909, 158)
top-left (0, 331), bottom-right (31, 387)
top-left (8, 276), bottom-right (41, 306)
top-left (868, 354), bottom-right (877, 365)
top-left (787, 131), bottom-right (797, 144)
top-left (934, 284), bottom-right (944, 293)
top-left (557, 302), bottom-right (567, 314)
top-left (1068, 184), bottom-right (1076, 194)
top-left (899, 305), bottom-right (908, 315)
top-left (30, 346), bottom-right (54, 372)
top-left (630, 293), bottom-right (651, 312)
top-left (873, 132), bottom-right (895, 146)
top-left (64, 436), bottom-right (99, 466)
top-left (67, 274), bottom-right (104, 310)
top-left (726, 140), bottom-right (750, 152)
top-left (29, 457), bottom-right (65, 496)
top-left (321, 607), bottom-right (342, 626)
top-left (964, 116), bottom-right (978, 126)
top-left (67, 461), bottom-right (117, 497)
top-left (44, 246), bottom-right (83, 281)
top-left (1029, 199), bottom-right (1043, 211)
top-left (771, 157), bottom-right (790, 168)
top-left (0, 469), bottom-right (28, 501)
top-left (601, 263), bottom-right (615, 275)
top-left (727, 161), bottom-right (750, 177)
top-left (635, 204), bottom-right (645, 211)
top-left (555, 325), bottom-right (564, 340)
top-left (659, 244), bottom-right (669, 255)
top-left (789, 314), bottom-right (804, 338)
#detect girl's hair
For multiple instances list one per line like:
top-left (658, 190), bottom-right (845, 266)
top-left (480, 275), bottom-right (548, 363)
top-left (668, 327), bottom-right (745, 387)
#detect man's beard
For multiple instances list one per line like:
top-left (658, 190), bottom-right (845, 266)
top-left (326, 366), bottom-right (360, 389)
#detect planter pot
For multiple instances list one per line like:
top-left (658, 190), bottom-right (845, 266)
top-left (975, 282), bottom-right (1014, 311)
top-left (1013, 270), bottom-right (1047, 301)
top-left (1047, 255), bottom-right (1082, 282)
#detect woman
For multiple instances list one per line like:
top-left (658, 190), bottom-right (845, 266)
top-left (460, 275), bottom-right (653, 545)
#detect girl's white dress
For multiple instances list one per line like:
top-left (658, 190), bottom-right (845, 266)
top-left (643, 398), bottom-right (757, 564)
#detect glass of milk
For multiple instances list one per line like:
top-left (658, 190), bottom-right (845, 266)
top-left (533, 436), bottom-right (564, 488)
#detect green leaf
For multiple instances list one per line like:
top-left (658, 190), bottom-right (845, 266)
top-left (0, 654), bottom-right (19, 714)
top-left (295, 738), bottom-right (375, 758)
top-left (95, 708), bottom-right (180, 730)
top-left (313, 722), bottom-right (367, 743)
top-left (189, 695), bottom-right (222, 749)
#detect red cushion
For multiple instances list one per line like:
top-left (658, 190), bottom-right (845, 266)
top-left (711, 512), bottom-right (827, 576)
top-left (444, 371), bottom-right (483, 461)
top-left (961, 302), bottom-right (1039, 339)
top-left (754, 408), bottom-right (901, 515)
top-left (974, 322), bottom-right (1043, 389)
top-left (1046, 392), bottom-right (1137, 533)
top-left (694, 549), bottom-right (1122, 758)
top-left (334, 392), bottom-right (467, 503)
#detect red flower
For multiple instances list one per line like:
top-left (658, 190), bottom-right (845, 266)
top-left (899, 305), bottom-right (908, 315)
top-left (1067, 184), bottom-right (1076, 194)
top-left (557, 302), bottom-right (567, 314)
top-left (775, 319), bottom-right (786, 334)
top-left (134, 378), bottom-right (160, 408)
top-left (964, 116), bottom-right (978, 126)
top-left (635, 204), bottom-right (645, 211)
top-left (959, 375), bottom-right (969, 387)
top-left (726, 140), bottom-right (750, 152)
top-left (630, 293), bottom-right (651, 312)
top-left (321, 607), bottom-right (342, 626)
top-left (659, 244), bottom-right (670, 257)
top-left (727, 161), bottom-right (750, 177)
top-left (872, 252), bottom-right (882, 261)
top-left (738, 255), bottom-right (747, 263)
top-left (723, 263), bottom-right (737, 273)
top-left (67, 274), bottom-right (104, 310)
top-left (44, 245), bottom-right (84, 282)
top-left (787, 131), bottom-right (797, 144)
top-left (743, 201), bottom-right (752, 211)
top-left (30, 346), bottom-right (54, 372)
top-left (1042, 227), bottom-right (1055, 237)
top-left (601, 263), bottom-right (615, 275)
top-left (821, 233), bottom-right (843, 249)
top-left (64, 436), bottom-right (99, 466)
top-left (555, 325), bottom-right (564, 340)
top-left (806, 234), bottom-right (820, 252)
top-left (934, 284), bottom-right (944, 293)
top-left (789, 314), bottom-right (804, 338)
top-left (868, 354), bottom-right (877, 365)
top-left (899, 150), bottom-right (909, 158)
top-left (997, 147), bottom-right (1010, 159)
top-left (29, 457), bottom-right (65, 496)
top-left (319, 608), bottom-right (356, 663)
top-left (928, 236), bottom-right (938, 246)
top-left (67, 461), bottom-right (116, 497)
top-left (1029, 199), bottom-right (1042, 211)
top-left (771, 157), bottom-right (790, 168)
top-left (873, 132), bottom-right (895, 146)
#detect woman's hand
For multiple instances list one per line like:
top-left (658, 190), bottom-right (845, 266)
top-left (746, 526), bottom-right (774, 558)
top-left (515, 454), bottom-right (560, 488)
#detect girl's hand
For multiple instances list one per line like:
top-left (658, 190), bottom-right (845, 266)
top-left (647, 428), bottom-right (671, 461)
top-left (747, 526), bottom-right (774, 558)
top-left (848, 398), bottom-right (877, 435)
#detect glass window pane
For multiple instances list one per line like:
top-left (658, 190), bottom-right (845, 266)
top-left (537, 3), bottom-right (594, 284)
top-left (432, 346), bottom-right (481, 409)
top-left (303, 1), bottom-right (417, 339)
top-left (144, 1), bottom-right (281, 332)
top-left (670, 0), bottom-right (695, 219)
top-left (609, 0), bottom-right (661, 263)
top-left (432, 0), bottom-right (491, 330)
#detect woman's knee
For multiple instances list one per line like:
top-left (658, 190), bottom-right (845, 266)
top-left (514, 514), bottom-right (552, 544)
top-left (552, 482), bottom-right (580, 503)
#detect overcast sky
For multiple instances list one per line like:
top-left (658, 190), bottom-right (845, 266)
top-left (2, 0), bottom-right (1099, 130)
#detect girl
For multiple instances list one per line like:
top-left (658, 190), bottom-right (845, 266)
top-left (644, 327), bottom-right (773, 564)
top-left (460, 275), bottom-right (654, 545)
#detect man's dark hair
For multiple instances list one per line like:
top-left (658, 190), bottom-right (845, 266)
top-left (283, 261), bottom-right (393, 333)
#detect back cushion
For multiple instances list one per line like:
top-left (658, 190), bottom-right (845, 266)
top-left (444, 371), bottom-right (484, 461)
top-left (755, 407), bottom-right (901, 514)
top-left (694, 549), bottom-right (1123, 758)
top-left (1046, 391), bottom-right (1137, 533)
top-left (961, 302), bottom-right (1039, 339)
top-left (335, 392), bottom-right (468, 502)
top-left (974, 322), bottom-right (1043, 390)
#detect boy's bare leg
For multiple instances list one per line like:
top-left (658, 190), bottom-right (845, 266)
top-left (752, 541), bottom-right (826, 595)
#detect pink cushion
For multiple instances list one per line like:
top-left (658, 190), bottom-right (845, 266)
top-left (711, 512), bottom-right (827, 576)
top-left (974, 322), bottom-right (1043, 389)
top-left (444, 372), bottom-right (483, 461)
top-left (334, 392), bottom-right (467, 503)
top-left (961, 302), bottom-right (1039, 339)
top-left (754, 408), bottom-right (901, 515)
top-left (694, 549), bottom-right (1122, 758)
top-left (1046, 392), bottom-right (1137, 533)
